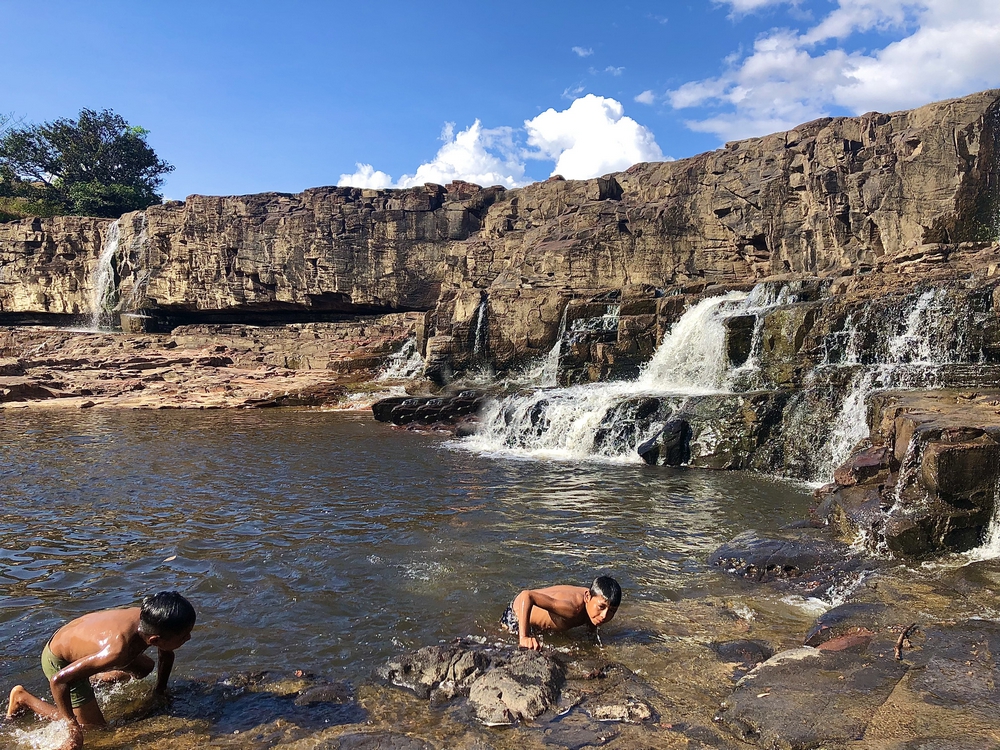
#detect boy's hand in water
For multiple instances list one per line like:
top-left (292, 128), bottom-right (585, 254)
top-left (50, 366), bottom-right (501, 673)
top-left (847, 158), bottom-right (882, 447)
top-left (519, 635), bottom-right (541, 650)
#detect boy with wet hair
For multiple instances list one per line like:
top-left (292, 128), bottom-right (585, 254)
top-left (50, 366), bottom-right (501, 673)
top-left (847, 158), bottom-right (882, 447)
top-left (6, 591), bottom-right (196, 750)
top-left (502, 576), bottom-right (621, 650)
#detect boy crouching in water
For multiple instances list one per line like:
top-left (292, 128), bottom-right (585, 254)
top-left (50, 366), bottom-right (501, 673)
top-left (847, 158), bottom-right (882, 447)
top-left (502, 576), bottom-right (621, 650)
top-left (6, 591), bottom-right (196, 750)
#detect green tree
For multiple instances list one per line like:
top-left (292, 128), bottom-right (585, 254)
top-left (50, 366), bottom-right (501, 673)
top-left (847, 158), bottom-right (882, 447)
top-left (0, 108), bottom-right (174, 219)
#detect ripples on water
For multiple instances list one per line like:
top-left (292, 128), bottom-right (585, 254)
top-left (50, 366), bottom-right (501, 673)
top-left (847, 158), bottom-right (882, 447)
top-left (0, 409), bottom-right (815, 746)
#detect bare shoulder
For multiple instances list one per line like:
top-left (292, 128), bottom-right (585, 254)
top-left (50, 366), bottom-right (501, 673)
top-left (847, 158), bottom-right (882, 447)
top-left (527, 584), bottom-right (588, 605)
top-left (50, 607), bottom-right (142, 661)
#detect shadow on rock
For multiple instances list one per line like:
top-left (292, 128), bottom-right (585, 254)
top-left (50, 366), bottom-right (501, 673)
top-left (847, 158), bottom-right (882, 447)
top-left (166, 671), bottom-right (365, 742)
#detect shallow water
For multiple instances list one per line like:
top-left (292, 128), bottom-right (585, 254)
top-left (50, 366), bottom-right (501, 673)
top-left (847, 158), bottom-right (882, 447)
top-left (1, 409), bottom-right (822, 747)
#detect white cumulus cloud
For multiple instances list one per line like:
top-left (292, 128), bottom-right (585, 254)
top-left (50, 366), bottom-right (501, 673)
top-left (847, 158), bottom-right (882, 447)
top-left (672, 0), bottom-right (1000, 142)
top-left (395, 120), bottom-right (526, 188)
top-left (635, 90), bottom-right (656, 105)
top-left (338, 121), bottom-right (527, 190)
top-left (573, 46), bottom-right (594, 57)
top-left (338, 96), bottom-right (665, 189)
top-left (337, 163), bottom-right (393, 189)
top-left (525, 94), bottom-right (665, 179)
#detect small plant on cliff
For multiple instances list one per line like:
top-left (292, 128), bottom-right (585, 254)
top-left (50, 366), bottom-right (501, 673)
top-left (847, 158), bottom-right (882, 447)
top-left (0, 108), bottom-right (174, 219)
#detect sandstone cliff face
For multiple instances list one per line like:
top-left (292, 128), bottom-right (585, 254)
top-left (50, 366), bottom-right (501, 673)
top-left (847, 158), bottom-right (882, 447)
top-left (2, 90), bottom-right (996, 366)
top-left (115, 182), bottom-right (504, 322)
top-left (431, 89), bottom-right (1000, 371)
top-left (0, 216), bottom-right (107, 320)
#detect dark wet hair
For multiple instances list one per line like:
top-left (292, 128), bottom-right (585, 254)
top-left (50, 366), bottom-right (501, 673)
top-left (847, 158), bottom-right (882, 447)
top-left (590, 577), bottom-right (622, 608)
top-left (139, 591), bottom-right (196, 637)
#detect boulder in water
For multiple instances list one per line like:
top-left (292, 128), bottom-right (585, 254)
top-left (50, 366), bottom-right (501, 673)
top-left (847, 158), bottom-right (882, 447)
top-left (709, 530), bottom-right (866, 597)
top-left (637, 418), bottom-right (692, 466)
top-left (376, 642), bottom-right (492, 703)
top-left (467, 650), bottom-right (566, 725)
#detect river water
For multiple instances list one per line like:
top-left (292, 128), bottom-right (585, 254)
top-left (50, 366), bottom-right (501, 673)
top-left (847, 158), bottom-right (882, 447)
top-left (1, 408), bottom-right (825, 748)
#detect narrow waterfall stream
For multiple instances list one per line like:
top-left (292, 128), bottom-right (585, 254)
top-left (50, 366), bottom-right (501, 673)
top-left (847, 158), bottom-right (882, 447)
top-left (816, 288), bottom-right (961, 480)
top-left (378, 337), bottom-right (425, 380)
top-left (88, 219), bottom-right (120, 330)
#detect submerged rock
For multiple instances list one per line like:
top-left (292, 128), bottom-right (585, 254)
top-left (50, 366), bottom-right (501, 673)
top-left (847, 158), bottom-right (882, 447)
top-left (710, 639), bottom-right (775, 671)
top-left (716, 643), bottom-right (909, 749)
top-left (372, 391), bottom-right (486, 429)
top-left (315, 733), bottom-right (436, 750)
top-left (709, 530), bottom-right (867, 597)
top-left (803, 602), bottom-right (894, 647)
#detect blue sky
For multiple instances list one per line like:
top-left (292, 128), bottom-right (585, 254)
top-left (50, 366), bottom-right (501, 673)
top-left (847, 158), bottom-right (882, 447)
top-left (4, 0), bottom-right (999, 199)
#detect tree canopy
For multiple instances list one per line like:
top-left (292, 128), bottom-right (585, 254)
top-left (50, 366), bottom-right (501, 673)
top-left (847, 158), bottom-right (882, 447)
top-left (0, 108), bottom-right (174, 220)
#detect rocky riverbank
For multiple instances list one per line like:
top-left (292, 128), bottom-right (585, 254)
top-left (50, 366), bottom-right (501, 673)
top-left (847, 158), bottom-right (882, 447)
top-left (9, 538), bottom-right (999, 750)
top-left (0, 315), bottom-right (429, 411)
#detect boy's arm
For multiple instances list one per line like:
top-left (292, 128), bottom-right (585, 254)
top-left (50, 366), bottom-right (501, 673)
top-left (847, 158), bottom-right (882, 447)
top-left (50, 649), bottom-right (121, 723)
top-left (515, 589), bottom-right (541, 650)
top-left (154, 648), bottom-right (174, 694)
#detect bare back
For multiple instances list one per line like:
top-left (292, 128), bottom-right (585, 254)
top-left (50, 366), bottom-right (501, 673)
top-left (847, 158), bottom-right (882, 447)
top-left (49, 608), bottom-right (148, 668)
top-left (517, 585), bottom-right (591, 633)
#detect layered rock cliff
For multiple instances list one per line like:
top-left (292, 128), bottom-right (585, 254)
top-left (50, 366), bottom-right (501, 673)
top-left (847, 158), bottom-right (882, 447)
top-left (3, 89), bottom-right (1000, 556)
top-left (3, 90), bottom-right (998, 358)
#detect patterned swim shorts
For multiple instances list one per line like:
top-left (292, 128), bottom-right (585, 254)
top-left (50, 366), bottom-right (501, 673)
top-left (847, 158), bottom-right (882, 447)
top-left (500, 601), bottom-right (519, 634)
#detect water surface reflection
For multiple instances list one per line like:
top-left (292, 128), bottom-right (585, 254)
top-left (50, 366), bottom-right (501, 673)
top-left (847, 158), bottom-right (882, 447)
top-left (1, 409), bottom-right (815, 745)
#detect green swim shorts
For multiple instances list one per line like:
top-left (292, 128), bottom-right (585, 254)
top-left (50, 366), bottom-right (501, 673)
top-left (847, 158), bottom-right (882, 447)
top-left (41, 642), bottom-right (96, 708)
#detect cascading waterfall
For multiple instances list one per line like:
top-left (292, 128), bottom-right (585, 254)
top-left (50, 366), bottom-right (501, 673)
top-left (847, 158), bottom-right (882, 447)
top-left (378, 337), bottom-right (425, 380)
top-left (472, 299), bottom-right (488, 360)
top-left (89, 219), bottom-right (120, 330)
top-left (817, 288), bottom-right (957, 479)
top-left (516, 304), bottom-right (570, 387)
top-left (571, 304), bottom-right (620, 336)
top-left (965, 478), bottom-right (1000, 562)
top-left (722, 282), bottom-right (802, 392)
top-left (465, 290), bottom-right (758, 461)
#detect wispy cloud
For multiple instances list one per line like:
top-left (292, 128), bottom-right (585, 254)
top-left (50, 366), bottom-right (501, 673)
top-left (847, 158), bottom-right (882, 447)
top-left (672, 0), bottom-right (1000, 142)
top-left (720, 0), bottom-right (799, 16)
top-left (572, 46), bottom-right (594, 57)
top-left (634, 90), bottom-right (656, 105)
top-left (605, 66), bottom-right (625, 76)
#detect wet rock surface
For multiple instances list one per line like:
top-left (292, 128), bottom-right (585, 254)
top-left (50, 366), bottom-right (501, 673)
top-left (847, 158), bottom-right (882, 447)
top-left (820, 389), bottom-right (1000, 557)
top-left (378, 641), bottom-right (567, 725)
top-left (377, 642), bottom-right (494, 704)
top-left (372, 391), bottom-right (486, 431)
top-left (717, 641), bottom-right (910, 749)
top-left (710, 530), bottom-right (870, 597)
top-left (467, 650), bottom-right (566, 726)
top-left (716, 617), bottom-right (1000, 750)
